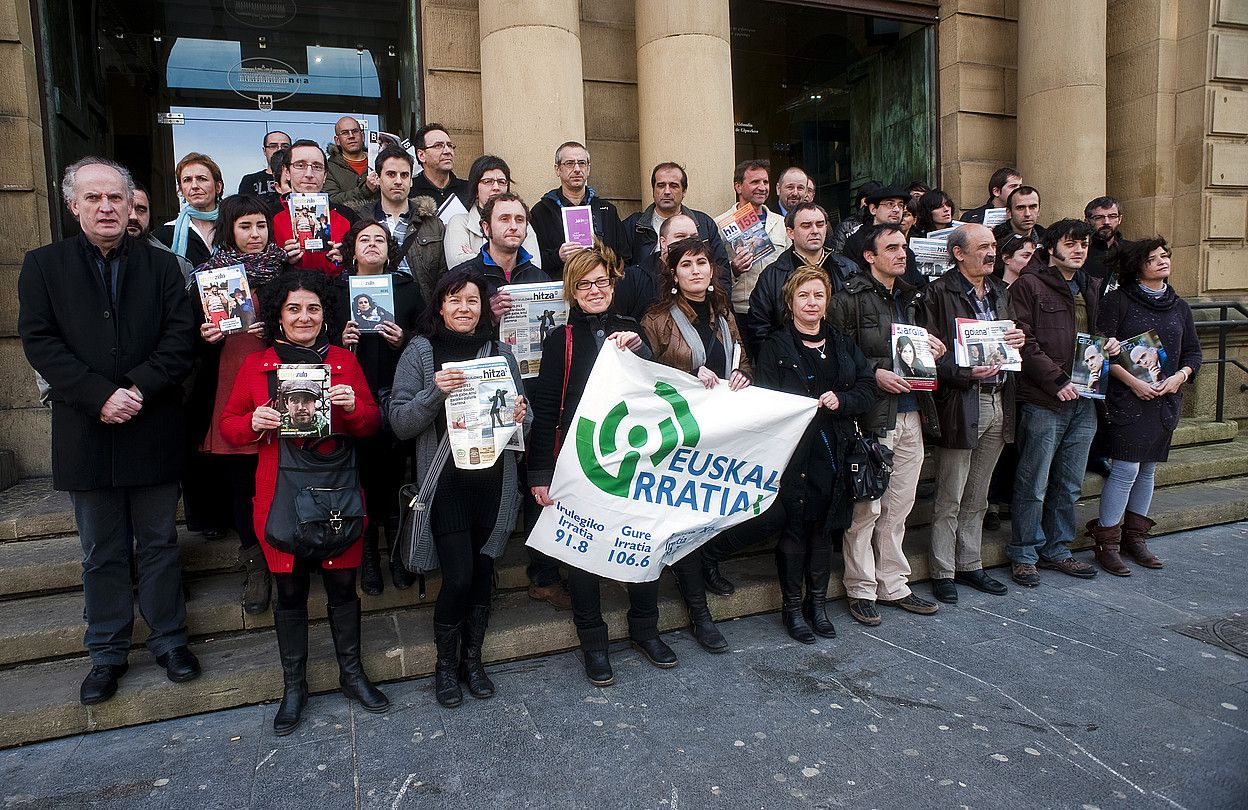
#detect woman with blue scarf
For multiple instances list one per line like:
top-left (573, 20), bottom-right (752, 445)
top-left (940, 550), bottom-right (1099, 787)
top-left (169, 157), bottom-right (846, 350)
top-left (157, 152), bottom-right (223, 268)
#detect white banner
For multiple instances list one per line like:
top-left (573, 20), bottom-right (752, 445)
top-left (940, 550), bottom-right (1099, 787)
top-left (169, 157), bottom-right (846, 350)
top-left (526, 344), bottom-right (817, 582)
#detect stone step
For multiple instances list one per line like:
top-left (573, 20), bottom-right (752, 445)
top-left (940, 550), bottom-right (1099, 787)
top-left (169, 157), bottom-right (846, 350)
top-left (2, 474), bottom-right (1246, 749)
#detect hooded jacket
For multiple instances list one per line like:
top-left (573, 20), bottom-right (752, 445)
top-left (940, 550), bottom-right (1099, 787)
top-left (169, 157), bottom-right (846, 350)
top-left (529, 187), bottom-right (629, 277)
top-left (323, 144), bottom-right (378, 209)
top-left (354, 195), bottom-right (448, 303)
top-left (1008, 261), bottom-right (1103, 409)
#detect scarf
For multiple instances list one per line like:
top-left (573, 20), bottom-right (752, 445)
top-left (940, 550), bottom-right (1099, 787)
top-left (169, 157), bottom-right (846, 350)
top-left (198, 242), bottom-right (288, 288)
top-left (170, 205), bottom-right (219, 260)
top-left (431, 322), bottom-right (492, 367)
top-left (669, 300), bottom-right (733, 378)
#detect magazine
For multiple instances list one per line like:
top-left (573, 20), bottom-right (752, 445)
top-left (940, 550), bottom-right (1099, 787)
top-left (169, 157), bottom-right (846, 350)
top-left (276, 364), bottom-right (332, 439)
top-left (892, 323), bottom-right (938, 391)
top-left (436, 192), bottom-right (468, 226)
top-left (954, 318), bottom-right (1022, 371)
top-left (561, 205), bottom-right (595, 248)
top-left (289, 192), bottom-right (331, 252)
top-left (443, 356), bottom-right (523, 469)
top-left (715, 202), bottom-right (776, 267)
top-left (347, 275), bottom-right (395, 333)
top-left (1072, 333), bottom-right (1109, 399)
top-left (909, 236), bottom-right (952, 279)
top-left (982, 207), bottom-right (1008, 228)
top-left (366, 128), bottom-right (381, 170)
top-left (1118, 329), bottom-right (1167, 385)
top-left (499, 281), bottom-right (568, 378)
top-left (195, 265), bottom-right (252, 334)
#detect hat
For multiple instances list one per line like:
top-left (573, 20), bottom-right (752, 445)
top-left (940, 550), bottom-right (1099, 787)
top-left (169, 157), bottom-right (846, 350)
top-left (278, 378), bottom-right (321, 399)
top-left (865, 185), bottom-right (908, 205)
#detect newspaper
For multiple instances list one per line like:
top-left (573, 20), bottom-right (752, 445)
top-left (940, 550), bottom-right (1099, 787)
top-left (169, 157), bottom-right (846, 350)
top-left (275, 364), bottom-right (332, 439)
top-left (195, 264), bottom-right (252, 334)
top-left (954, 318), bottom-right (1021, 371)
top-left (1118, 329), bottom-right (1168, 385)
top-left (499, 281), bottom-right (568, 378)
top-left (1072, 333), bottom-right (1108, 399)
top-left (716, 202), bottom-right (776, 267)
top-left (982, 207), bottom-right (1008, 228)
top-left (289, 192), bottom-right (330, 252)
top-left (909, 236), bottom-right (952, 279)
top-left (443, 356), bottom-right (523, 469)
top-left (348, 275), bottom-right (395, 332)
top-left (924, 221), bottom-right (966, 240)
top-left (561, 205), bottom-right (594, 248)
top-left (892, 323), bottom-right (938, 391)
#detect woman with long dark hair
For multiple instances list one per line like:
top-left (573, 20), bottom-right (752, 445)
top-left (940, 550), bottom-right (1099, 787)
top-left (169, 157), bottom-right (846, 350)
top-left (220, 271), bottom-right (387, 735)
top-left (1087, 238), bottom-right (1201, 575)
top-left (388, 268), bottom-right (531, 707)
top-left (912, 189), bottom-right (957, 237)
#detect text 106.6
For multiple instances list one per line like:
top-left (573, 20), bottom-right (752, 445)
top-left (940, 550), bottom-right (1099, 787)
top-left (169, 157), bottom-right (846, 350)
top-left (608, 549), bottom-right (650, 568)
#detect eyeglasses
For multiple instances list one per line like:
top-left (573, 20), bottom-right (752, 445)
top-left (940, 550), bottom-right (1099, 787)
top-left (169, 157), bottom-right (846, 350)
top-left (291, 161), bottom-right (327, 174)
top-left (423, 140), bottom-right (454, 151)
top-left (264, 142), bottom-right (291, 150)
top-left (337, 127), bottom-right (362, 136)
top-left (574, 277), bottom-right (612, 290)
top-left (559, 159), bottom-right (590, 169)
top-left (479, 178), bottom-right (508, 187)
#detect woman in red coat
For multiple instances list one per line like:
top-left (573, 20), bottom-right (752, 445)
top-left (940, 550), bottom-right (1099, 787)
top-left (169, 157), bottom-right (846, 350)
top-left (220, 271), bottom-right (386, 735)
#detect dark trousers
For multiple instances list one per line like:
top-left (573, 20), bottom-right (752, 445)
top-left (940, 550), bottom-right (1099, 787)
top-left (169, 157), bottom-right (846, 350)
top-left (70, 482), bottom-right (187, 665)
top-left (359, 433), bottom-right (404, 547)
top-left (218, 454), bottom-right (259, 551)
top-left (521, 475), bottom-right (562, 588)
top-left (567, 566), bottom-right (660, 647)
top-left (702, 504), bottom-right (784, 564)
top-left (433, 527), bottom-right (494, 624)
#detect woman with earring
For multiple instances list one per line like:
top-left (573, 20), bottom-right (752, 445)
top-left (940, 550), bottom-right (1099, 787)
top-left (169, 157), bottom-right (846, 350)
top-left (639, 237), bottom-right (750, 657)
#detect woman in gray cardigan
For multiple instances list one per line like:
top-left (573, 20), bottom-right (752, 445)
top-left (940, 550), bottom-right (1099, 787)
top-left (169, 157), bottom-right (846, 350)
top-left (388, 267), bottom-right (532, 708)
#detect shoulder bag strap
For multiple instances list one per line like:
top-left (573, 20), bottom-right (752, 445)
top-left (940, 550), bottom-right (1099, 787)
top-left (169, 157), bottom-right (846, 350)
top-left (554, 327), bottom-right (574, 456)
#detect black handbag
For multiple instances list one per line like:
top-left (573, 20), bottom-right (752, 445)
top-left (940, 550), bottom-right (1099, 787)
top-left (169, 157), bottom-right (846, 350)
top-left (846, 423), bottom-right (894, 502)
top-left (264, 435), bottom-right (365, 560)
top-left (395, 434), bottom-right (451, 574)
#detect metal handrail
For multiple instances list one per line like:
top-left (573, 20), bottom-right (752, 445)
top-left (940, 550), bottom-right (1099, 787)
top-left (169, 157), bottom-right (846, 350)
top-left (1190, 301), bottom-right (1248, 423)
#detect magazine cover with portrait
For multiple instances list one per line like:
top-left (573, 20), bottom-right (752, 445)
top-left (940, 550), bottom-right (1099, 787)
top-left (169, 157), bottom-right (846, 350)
top-left (194, 265), bottom-right (252, 334)
top-left (891, 323), bottom-right (938, 391)
top-left (1072, 333), bottom-right (1109, 399)
top-left (276, 364), bottom-right (332, 439)
top-left (348, 275), bottom-right (396, 333)
top-left (288, 192), bottom-right (331, 252)
top-left (1119, 329), bottom-right (1167, 385)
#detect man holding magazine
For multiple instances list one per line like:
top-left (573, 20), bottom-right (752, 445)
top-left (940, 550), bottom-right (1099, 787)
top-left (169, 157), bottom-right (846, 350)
top-left (917, 223), bottom-right (1025, 603)
top-left (1006, 219), bottom-right (1109, 587)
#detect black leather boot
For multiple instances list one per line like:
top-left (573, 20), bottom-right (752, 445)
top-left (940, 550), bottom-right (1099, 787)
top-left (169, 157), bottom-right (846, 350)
top-left (240, 544), bottom-right (272, 615)
top-left (460, 604), bottom-right (495, 699)
top-left (360, 525), bottom-right (383, 596)
top-left (272, 608), bottom-right (308, 736)
top-left (387, 516), bottom-right (417, 590)
top-left (579, 624), bottom-right (614, 687)
top-left (433, 622), bottom-right (464, 706)
top-left (803, 547), bottom-right (837, 639)
top-left (777, 552), bottom-right (815, 644)
top-left (674, 556), bottom-right (728, 653)
top-left (326, 600), bottom-right (389, 713)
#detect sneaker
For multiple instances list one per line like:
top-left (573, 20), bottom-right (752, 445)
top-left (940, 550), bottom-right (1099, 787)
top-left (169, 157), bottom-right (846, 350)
top-left (528, 583), bottom-right (573, 610)
top-left (1011, 562), bottom-right (1041, 587)
top-left (1038, 556), bottom-right (1098, 579)
top-left (848, 598), bottom-right (882, 627)
top-left (880, 593), bottom-right (940, 615)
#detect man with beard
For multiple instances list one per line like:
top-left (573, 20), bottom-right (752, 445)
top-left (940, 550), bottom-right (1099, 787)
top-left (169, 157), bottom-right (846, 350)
top-left (841, 186), bottom-right (927, 288)
top-left (128, 183), bottom-right (193, 282)
top-left (1082, 196), bottom-right (1130, 285)
top-left (279, 379), bottom-right (330, 437)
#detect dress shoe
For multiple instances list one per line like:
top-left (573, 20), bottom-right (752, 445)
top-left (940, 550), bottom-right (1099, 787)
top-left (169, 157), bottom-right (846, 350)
top-left (390, 558), bottom-right (416, 590)
top-left (880, 593), bottom-right (940, 615)
top-left (954, 569), bottom-right (1009, 595)
top-left (528, 583), bottom-right (573, 611)
top-left (983, 510), bottom-right (1001, 531)
top-left (80, 662), bottom-right (128, 705)
top-left (631, 637), bottom-right (678, 668)
top-left (583, 649), bottom-right (614, 687)
top-left (156, 646), bottom-right (202, 683)
top-left (848, 599), bottom-right (882, 627)
top-left (931, 578), bottom-right (958, 604)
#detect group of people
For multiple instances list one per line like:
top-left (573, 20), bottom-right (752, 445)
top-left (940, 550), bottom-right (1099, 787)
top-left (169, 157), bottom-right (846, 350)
top-left (17, 117), bottom-right (1201, 737)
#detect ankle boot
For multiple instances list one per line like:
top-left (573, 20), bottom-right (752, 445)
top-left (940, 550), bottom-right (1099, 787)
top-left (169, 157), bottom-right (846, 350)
top-left (240, 544), bottom-right (272, 615)
top-left (674, 557), bottom-right (728, 653)
top-left (433, 622), bottom-right (464, 706)
top-left (1086, 519), bottom-right (1130, 577)
top-left (701, 555), bottom-right (736, 596)
top-left (802, 549), bottom-right (837, 639)
top-left (578, 624), bottom-right (614, 686)
top-left (326, 600), bottom-right (390, 712)
top-left (272, 608), bottom-right (308, 736)
top-left (459, 604), bottom-right (495, 699)
top-left (776, 552), bottom-right (815, 644)
top-left (360, 526), bottom-right (383, 596)
top-left (1122, 511), bottom-right (1164, 569)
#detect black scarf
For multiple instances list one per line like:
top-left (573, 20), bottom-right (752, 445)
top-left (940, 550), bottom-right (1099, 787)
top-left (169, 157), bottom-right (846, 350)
top-left (431, 322), bottom-right (492, 368)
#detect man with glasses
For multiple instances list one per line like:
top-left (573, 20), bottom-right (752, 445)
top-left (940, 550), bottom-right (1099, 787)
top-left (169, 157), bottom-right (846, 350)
top-left (841, 186), bottom-right (927, 288)
top-left (238, 131), bottom-right (291, 196)
top-left (529, 141), bottom-right (629, 278)
top-left (411, 123), bottom-right (469, 208)
top-left (270, 139), bottom-right (359, 275)
top-left (324, 117), bottom-right (380, 208)
top-left (1082, 195), bottom-right (1130, 285)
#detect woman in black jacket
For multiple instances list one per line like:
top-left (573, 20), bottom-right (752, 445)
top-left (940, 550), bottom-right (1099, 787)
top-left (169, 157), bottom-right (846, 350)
top-left (337, 219), bottom-right (426, 593)
top-left (755, 265), bottom-right (878, 643)
top-left (528, 244), bottom-right (669, 687)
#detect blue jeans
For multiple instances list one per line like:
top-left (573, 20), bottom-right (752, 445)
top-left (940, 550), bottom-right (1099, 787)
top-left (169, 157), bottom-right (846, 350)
top-left (1098, 460), bottom-right (1158, 526)
top-left (1008, 399), bottom-right (1097, 565)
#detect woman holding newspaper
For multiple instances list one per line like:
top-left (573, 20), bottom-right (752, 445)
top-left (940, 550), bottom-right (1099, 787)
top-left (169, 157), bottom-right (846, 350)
top-left (1087, 239), bottom-right (1201, 576)
top-left (754, 265), bottom-right (877, 643)
top-left (528, 244), bottom-right (669, 687)
top-left (388, 268), bottom-right (531, 708)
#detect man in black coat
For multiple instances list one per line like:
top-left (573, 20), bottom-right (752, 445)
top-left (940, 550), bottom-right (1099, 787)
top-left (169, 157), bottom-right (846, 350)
top-left (528, 141), bottom-right (629, 277)
top-left (622, 162), bottom-right (729, 275)
top-left (18, 157), bottom-right (200, 706)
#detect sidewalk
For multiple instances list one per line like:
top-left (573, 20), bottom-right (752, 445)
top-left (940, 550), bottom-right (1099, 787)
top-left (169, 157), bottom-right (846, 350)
top-left (3, 523), bottom-right (1246, 810)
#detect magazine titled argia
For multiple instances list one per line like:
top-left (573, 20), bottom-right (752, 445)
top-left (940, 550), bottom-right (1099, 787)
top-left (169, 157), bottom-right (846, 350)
top-left (891, 323), bottom-right (939, 391)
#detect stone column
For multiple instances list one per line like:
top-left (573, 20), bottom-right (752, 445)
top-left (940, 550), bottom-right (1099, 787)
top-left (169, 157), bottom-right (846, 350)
top-left (478, 0), bottom-right (585, 208)
top-left (635, 0), bottom-right (736, 216)
top-left (1015, 0), bottom-right (1107, 221)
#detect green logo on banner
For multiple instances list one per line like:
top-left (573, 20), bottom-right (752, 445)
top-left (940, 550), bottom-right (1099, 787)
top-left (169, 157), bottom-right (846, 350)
top-left (575, 382), bottom-right (700, 496)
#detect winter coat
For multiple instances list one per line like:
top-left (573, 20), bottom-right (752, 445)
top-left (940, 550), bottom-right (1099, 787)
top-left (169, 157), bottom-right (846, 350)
top-left (1084, 233), bottom-right (1131, 286)
top-left (1097, 284), bottom-right (1202, 462)
top-left (333, 272), bottom-right (426, 398)
top-left (640, 302), bottom-right (753, 380)
top-left (745, 247), bottom-right (855, 352)
top-left (444, 204), bottom-right (543, 273)
top-left (915, 269), bottom-right (1017, 448)
top-left (622, 203), bottom-right (730, 277)
top-left (353, 196), bottom-right (448, 303)
top-left (613, 252), bottom-right (664, 323)
top-left (219, 345), bottom-right (381, 573)
top-left (841, 224), bottom-right (927, 289)
top-left (828, 271), bottom-right (938, 434)
top-left (323, 145), bottom-right (378, 209)
top-left (271, 196), bottom-right (359, 276)
top-left (529, 187), bottom-right (630, 277)
top-left (410, 171), bottom-right (469, 209)
top-left (828, 213), bottom-right (866, 256)
top-left (1009, 262), bottom-right (1103, 409)
top-left (452, 248), bottom-right (552, 301)
top-left (18, 234), bottom-right (197, 491)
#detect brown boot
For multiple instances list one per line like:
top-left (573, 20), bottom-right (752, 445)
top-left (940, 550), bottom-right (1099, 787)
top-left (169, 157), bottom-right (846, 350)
top-left (1086, 519), bottom-right (1130, 577)
top-left (1121, 511), bottom-right (1164, 569)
